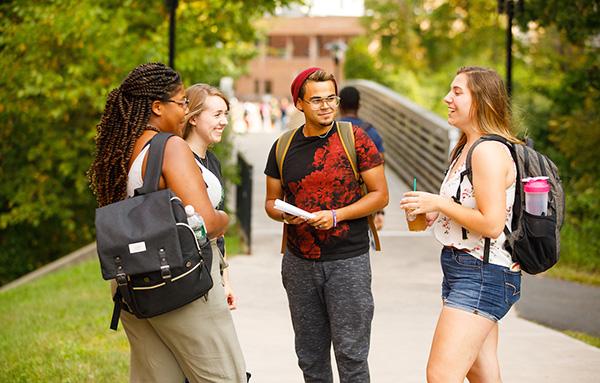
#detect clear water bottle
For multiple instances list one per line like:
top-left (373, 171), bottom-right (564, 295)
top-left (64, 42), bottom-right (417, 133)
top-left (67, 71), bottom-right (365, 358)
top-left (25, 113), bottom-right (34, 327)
top-left (523, 177), bottom-right (550, 216)
top-left (184, 205), bottom-right (207, 245)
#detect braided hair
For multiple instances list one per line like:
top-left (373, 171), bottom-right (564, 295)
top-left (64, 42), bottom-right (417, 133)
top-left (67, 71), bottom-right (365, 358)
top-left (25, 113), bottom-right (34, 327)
top-left (89, 63), bottom-right (182, 207)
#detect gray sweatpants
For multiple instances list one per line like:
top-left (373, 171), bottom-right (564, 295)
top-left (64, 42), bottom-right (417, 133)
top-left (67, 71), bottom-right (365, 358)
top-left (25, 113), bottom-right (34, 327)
top-left (282, 251), bottom-right (374, 383)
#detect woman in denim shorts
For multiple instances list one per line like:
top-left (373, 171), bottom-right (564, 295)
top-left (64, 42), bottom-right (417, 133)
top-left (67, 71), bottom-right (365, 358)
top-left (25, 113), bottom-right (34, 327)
top-left (401, 66), bottom-right (521, 383)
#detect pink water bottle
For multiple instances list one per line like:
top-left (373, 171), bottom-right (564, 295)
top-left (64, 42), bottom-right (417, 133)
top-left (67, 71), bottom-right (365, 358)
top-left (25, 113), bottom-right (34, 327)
top-left (523, 177), bottom-right (550, 216)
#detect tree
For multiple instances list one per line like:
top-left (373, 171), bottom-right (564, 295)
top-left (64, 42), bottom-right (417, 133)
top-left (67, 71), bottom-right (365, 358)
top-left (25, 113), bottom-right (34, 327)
top-left (0, 0), bottom-right (294, 284)
top-left (514, 0), bottom-right (600, 270)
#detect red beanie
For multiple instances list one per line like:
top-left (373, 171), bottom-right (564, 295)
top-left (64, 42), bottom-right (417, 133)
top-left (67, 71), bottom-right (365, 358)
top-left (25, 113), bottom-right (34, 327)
top-left (290, 67), bottom-right (338, 107)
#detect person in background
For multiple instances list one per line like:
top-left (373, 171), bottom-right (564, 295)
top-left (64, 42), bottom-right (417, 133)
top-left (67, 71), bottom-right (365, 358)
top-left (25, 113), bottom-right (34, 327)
top-left (400, 66), bottom-right (521, 383)
top-left (338, 86), bottom-right (385, 158)
top-left (89, 63), bottom-right (247, 382)
top-left (338, 85), bottom-right (386, 232)
top-left (264, 67), bottom-right (388, 383)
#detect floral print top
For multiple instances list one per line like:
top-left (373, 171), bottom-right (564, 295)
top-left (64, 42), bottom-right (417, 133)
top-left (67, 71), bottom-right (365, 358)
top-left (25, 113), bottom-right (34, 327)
top-left (265, 124), bottom-right (383, 261)
top-left (433, 149), bottom-right (518, 269)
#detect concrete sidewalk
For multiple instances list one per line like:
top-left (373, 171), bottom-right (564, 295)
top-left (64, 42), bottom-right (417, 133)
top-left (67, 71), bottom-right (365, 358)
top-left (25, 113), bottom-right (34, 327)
top-left (228, 131), bottom-right (600, 382)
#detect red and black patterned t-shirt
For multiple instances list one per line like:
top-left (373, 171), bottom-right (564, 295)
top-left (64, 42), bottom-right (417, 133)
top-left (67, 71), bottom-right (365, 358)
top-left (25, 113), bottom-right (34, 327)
top-left (264, 123), bottom-right (383, 261)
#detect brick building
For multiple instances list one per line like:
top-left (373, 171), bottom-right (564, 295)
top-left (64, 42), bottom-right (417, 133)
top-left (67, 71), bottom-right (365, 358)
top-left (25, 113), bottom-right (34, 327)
top-left (235, 16), bottom-right (364, 101)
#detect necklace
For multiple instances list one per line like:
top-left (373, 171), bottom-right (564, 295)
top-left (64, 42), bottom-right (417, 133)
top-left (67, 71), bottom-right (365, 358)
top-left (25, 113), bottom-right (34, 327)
top-left (195, 152), bottom-right (208, 169)
top-left (199, 156), bottom-right (208, 168)
top-left (317, 123), bottom-right (335, 138)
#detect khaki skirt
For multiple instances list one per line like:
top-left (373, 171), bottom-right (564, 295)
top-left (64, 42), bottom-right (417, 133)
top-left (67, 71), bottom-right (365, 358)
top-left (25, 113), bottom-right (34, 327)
top-left (118, 239), bottom-right (247, 383)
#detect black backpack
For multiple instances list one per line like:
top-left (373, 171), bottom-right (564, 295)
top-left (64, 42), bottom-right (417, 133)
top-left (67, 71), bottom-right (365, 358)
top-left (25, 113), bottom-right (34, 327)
top-left (457, 134), bottom-right (565, 274)
top-left (95, 133), bottom-right (213, 330)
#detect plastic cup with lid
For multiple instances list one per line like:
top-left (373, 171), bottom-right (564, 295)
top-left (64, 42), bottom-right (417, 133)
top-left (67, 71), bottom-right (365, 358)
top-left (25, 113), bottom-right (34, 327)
top-left (523, 177), bottom-right (550, 216)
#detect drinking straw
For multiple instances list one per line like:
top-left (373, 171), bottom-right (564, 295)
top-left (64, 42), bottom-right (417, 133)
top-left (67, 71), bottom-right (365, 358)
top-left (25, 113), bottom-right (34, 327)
top-left (413, 177), bottom-right (417, 191)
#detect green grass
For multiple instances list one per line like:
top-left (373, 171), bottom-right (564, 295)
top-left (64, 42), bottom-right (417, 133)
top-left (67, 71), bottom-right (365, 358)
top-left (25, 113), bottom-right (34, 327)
top-left (0, 259), bottom-right (129, 382)
top-left (546, 264), bottom-right (600, 286)
top-left (564, 331), bottom-right (600, 349)
top-left (0, 224), bottom-right (246, 382)
top-left (224, 221), bottom-right (248, 256)
top-left (546, 223), bottom-right (600, 286)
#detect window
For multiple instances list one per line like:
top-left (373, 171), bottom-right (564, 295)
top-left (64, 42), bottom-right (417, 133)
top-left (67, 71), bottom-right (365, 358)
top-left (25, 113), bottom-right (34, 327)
top-left (291, 36), bottom-right (309, 57)
top-left (267, 36), bottom-right (287, 58)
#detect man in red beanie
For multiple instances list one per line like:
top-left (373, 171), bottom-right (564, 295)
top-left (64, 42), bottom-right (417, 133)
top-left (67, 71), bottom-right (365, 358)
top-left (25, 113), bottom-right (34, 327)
top-left (264, 68), bottom-right (388, 382)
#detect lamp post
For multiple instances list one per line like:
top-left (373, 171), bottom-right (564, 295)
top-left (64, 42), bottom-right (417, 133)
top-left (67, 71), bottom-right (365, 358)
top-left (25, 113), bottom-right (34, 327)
top-left (498, 0), bottom-right (524, 98)
top-left (325, 39), bottom-right (348, 81)
top-left (165, 0), bottom-right (179, 69)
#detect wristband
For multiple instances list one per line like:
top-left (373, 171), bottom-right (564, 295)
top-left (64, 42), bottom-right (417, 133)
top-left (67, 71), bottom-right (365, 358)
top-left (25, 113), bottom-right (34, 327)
top-left (331, 209), bottom-right (337, 228)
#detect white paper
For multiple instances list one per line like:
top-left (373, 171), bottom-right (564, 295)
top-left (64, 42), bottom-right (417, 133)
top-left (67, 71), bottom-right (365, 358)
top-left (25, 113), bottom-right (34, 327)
top-left (274, 199), bottom-right (316, 219)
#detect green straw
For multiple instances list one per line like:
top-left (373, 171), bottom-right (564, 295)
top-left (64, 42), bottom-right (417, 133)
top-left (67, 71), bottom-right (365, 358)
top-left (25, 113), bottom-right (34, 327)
top-left (413, 177), bottom-right (417, 191)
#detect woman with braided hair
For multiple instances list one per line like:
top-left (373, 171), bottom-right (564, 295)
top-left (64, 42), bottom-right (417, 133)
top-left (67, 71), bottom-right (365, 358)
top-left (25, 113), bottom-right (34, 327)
top-left (89, 63), bottom-right (247, 382)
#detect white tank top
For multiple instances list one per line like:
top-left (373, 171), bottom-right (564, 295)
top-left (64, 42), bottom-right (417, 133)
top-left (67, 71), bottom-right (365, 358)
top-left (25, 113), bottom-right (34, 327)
top-left (194, 158), bottom-right (224, 209)
top-left (126, 144), bottom-right (223, 209)
top-left (433, 148), bottom-right (518, 269)
top-left (127, 146), bottom-right (148, 197)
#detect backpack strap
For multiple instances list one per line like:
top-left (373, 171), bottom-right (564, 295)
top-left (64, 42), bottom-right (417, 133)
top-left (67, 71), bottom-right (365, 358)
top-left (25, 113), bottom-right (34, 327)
top-left (110, 289), bottom-right (123, 331)
top-left (134, 132), bottom-right (175, 195)
top-left (337, 121), bottom-right (381, 251)
top-left (275, 128), bottom-right (300, 185)
top-left (464, 134), bottom-right (515, 263)
top-left (337, 121), bottom-right (359, 180)
top-left (453, 169), bottom-right (470, 242)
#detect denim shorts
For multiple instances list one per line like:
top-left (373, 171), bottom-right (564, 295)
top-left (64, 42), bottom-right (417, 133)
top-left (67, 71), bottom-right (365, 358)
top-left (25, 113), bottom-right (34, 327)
top-left (440, 247), bottom-right (522, 322)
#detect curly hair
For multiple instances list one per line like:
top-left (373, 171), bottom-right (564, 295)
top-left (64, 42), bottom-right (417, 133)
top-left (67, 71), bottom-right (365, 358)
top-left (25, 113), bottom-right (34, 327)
top-left (89, 62), bottom-right (182, 207)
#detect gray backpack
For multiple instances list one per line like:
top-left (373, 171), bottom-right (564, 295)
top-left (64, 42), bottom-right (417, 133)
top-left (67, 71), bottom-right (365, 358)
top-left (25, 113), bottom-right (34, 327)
top-left (95, 133), bottom-right (213, 329)
top-left (458, 134), bottom-right (565, 274)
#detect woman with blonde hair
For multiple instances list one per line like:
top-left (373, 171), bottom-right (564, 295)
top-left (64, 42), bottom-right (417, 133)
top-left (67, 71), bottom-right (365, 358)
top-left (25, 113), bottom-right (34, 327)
top-left (182, 84), bottom-right (239, 310)
top-left (400, 66), bottom-right (521, 383)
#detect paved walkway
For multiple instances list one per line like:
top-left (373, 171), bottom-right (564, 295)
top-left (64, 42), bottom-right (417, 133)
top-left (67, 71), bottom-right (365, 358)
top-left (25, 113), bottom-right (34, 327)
top-left (228, 130), bottom-right (600, 382)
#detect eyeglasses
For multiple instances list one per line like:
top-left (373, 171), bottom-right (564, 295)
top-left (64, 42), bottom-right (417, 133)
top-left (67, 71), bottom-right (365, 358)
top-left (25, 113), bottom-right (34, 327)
top-left (163, 97), bottom-right (190, 109)
top-left (302, 95), bottom-right (340, 110)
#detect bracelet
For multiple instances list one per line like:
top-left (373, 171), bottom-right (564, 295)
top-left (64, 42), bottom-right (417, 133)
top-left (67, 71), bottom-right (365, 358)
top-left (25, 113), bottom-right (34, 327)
top-left (331, 209), bottom-right (337, 228)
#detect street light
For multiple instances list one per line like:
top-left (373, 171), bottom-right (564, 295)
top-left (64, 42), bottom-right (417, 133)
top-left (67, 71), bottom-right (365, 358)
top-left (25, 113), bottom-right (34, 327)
top-left (325, 39), bottom-right (348, 81)
top-left (498, 0), bottom-right (524, 98)
top-left (165, 0), bottom-right (179, 69)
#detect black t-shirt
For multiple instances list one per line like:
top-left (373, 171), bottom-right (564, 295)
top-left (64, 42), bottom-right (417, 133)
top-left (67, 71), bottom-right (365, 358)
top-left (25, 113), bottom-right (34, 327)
top-left (264, 124), bottom-right (383, 261)
top-left (194, 150), bottom-right (226, 256)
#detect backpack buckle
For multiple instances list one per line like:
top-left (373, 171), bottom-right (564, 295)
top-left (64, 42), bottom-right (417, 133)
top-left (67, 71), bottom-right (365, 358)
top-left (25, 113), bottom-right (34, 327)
top-left (158, 248), bottom-right (171, 279)
top-left (160, 265), bottom-right (172, 280)
top-left (116, 272), bottom-right (128, 286)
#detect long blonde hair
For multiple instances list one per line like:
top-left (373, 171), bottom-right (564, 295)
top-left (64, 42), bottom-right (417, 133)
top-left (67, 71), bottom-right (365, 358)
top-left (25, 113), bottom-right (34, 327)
top-left (450, 66), bottom-right (521, 162)
top-left (182, 84), bottom-right (229, 139)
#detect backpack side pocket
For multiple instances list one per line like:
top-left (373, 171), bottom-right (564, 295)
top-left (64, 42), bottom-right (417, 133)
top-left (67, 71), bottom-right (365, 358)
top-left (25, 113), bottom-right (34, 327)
top-left (512, 212), bottom-right (557, 274)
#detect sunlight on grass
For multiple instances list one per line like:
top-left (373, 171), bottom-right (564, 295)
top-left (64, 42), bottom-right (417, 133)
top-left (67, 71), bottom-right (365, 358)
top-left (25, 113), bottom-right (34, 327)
top-left (0, 225), bottom-right (246, 382)
top-left (546, 264), bottom-right (600, 286)
top-left (0, 260), bottom-right (129, 382)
